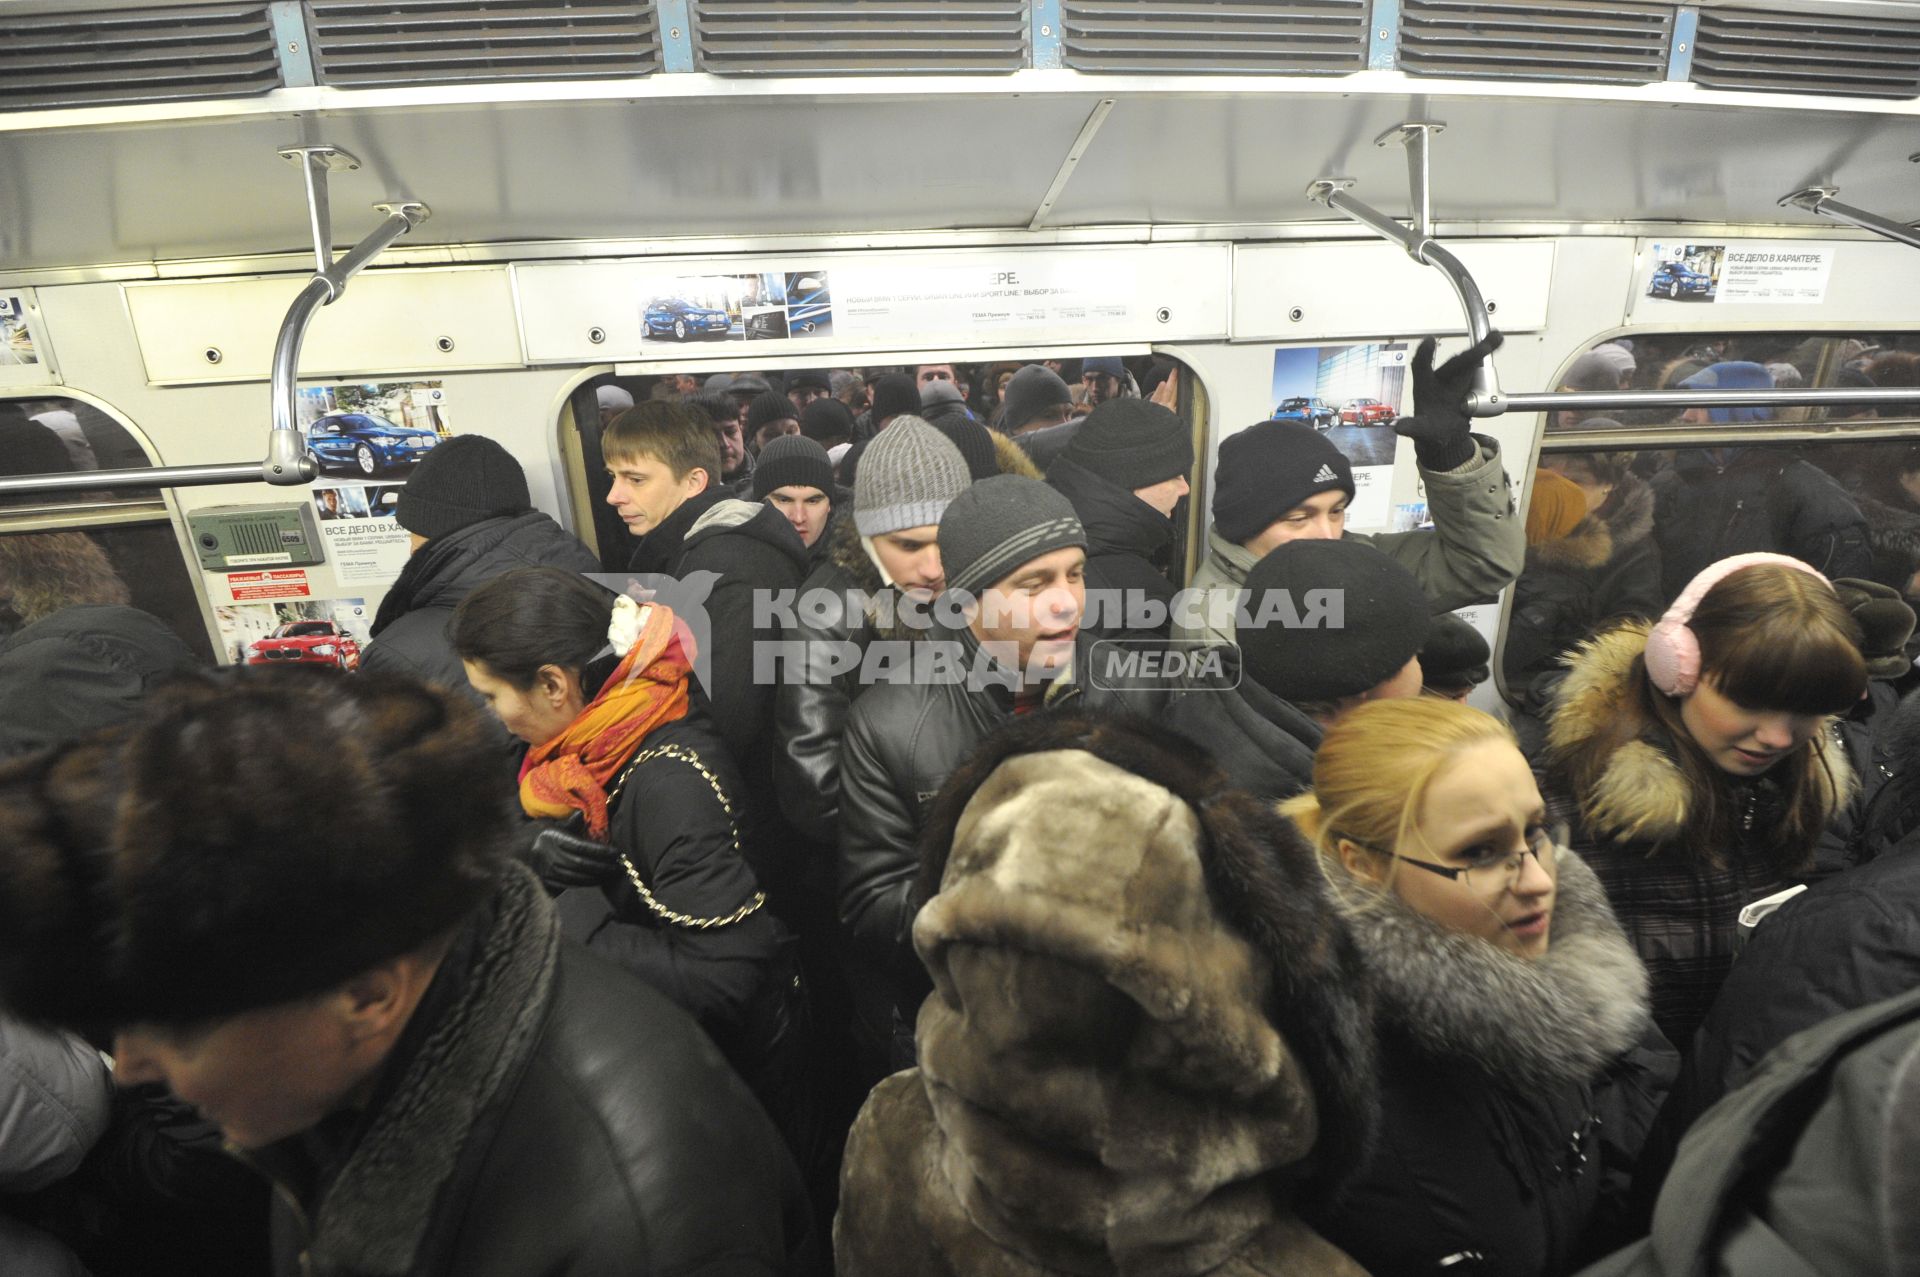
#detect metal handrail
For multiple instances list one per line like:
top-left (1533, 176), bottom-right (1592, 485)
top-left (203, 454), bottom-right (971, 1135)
top-left (1779, 186), bottom-right (1920, 253)
top-left (0, 148), bottom-right (427, 498)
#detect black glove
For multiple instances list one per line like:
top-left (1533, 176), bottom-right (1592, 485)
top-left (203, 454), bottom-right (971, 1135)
top-left (1395, 330), bottom-right (1504, 472)
top-left (508, 815), bottom-right (621, 894)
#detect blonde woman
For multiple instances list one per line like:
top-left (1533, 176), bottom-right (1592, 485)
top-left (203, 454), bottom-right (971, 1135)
top-left (1284, 698), bottom-right (1673, 1277)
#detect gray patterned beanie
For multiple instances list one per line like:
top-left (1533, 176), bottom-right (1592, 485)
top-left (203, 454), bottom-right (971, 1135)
top-left (854, 415), bottom-right (972, 536)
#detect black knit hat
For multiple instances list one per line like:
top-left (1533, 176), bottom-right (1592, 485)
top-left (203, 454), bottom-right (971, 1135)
top-left (1238, 539), bottom-right (1431, 703)
top-left (1419, 613), bottom-right (1492, 692)
top-left (1001, 365), bottom-right (1074, 432)
top-left (939, 475), bottom-right (1087, 597)
top-left (870, 374), bottom-right (921, 426)
top-left (787, 369), bottom-right (831, 394)
top-left (921, 383), bottom-right (1000, 481)
top-left (752, 435), bottom-right (836, 500)
top-left (1213, 422), bottom-right (1356, 545)
top-left (396, 435), bottom-right (530, 540)
top-left (746, 390), bottom-right (798, 435)
top-left (1063, 399), bottom-right (1194, 491)
top-left (800, 397), bottom-right (855, 444)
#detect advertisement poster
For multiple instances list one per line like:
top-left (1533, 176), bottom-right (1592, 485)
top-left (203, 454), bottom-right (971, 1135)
top-left (639, 272), bottom-right (804, 344)
top-left (213, 597), bottom-right (368, 669)
top-left (0, 294), bottom-right (37, 367)
top-left (1269, 343), bottom-right (1410, 530)
top-left (296, 380), bottom-right (452, 482)
top-left (314, 482), bottom-right (410, 585)
top-left (828, 258), bottom-right (1134, 336)
top-left (1643, 242), bottom-right (1834, 305)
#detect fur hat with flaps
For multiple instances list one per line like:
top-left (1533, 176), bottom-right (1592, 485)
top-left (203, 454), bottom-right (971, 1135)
top-left (836, 709), bottom-right (1377, 1277)
top-left (0, 669), bottom-right (512, 1034)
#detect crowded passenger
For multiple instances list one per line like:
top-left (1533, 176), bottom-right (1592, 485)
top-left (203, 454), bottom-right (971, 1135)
top-left (1177, 333), bottom-right (1524, 644)
top-left (1044, 397), bottom-right (1193, 639)
top-left (837, 708), bottom-right (1378, 1277)
top-left (1543, 554), bottom-right (1865, 1048)
top-left (1166, 538), bottom-right (1430, 802)
top-left (1284, 697), bottom-right (1675, 1277)
top-left (746, 390), bottom-right (803, 459)
top-left (0, 671), bottom-right (815, 1275)
top-left (998, 362), bottom-right (1075, 436)
top-left (359, 435), bottom-right (601, 729)
top-left (752, 434), bottom-right (839, 558)
top-left (1421, 612), bottom-right (1493, 702)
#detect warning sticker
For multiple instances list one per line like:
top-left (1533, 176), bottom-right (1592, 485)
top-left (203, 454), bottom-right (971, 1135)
top-left (228, 569), bottom-right (312, 602)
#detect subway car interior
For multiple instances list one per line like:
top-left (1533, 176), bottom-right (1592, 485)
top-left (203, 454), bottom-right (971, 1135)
top-left (5, 0), bottom-right (1920, 1272)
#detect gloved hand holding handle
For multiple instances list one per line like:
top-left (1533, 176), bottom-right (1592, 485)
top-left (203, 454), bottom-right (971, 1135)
top-left (507, 814), bottom-right (621, 894)
top-left (1394, 330), bottom-right (1504, 472)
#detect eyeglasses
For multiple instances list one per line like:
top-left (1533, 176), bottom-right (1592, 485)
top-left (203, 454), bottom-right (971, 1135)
top-left (1355, 822), bottom-right (1565, 894)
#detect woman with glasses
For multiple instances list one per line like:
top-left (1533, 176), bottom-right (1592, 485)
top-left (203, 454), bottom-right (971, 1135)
top-left (1544, 554), bottom-right (1865, 1050)
top-left (1283, 697), bottom-right (1672, 1277)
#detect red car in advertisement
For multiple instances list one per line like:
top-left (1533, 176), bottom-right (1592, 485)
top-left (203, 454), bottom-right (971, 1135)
top-left (1340, 397), bottom-right (1396, 425)
top-left (247, 620), bottom-right (361, 670)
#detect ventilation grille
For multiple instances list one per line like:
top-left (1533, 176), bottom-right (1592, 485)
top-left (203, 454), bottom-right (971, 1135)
top-left (308, 1), bottom-right (659, 86)
top-left (0, 4), bottom-right (280, 111)
top-left (1063, 1), bottom-right (1370, 74)
top-left (691, 1), bottom-right (1024, 74)
top-left (1400, 0), bottom-right (1672, 83)
top-left (1691, 6), bottom-right (1920, 99)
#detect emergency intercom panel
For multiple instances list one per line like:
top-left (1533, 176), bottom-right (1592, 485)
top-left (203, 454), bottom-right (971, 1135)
top-left (187, 504), bottom-right (325, 572)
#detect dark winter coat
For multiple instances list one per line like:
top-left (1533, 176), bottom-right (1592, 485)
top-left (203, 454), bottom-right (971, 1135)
top-left (1045, 453), bottom-right (1178, 640)
top-left (1505, 471), bottom-right (1663, 690)
top-left (361, 511), bottom-right (600, 698)
top-left (1650, 450), bottom-right (1871, 599)
top-left (553, 712), bottom-right (794, 1089)
top-left (1544, 622), bottom-right (1852, 1049)
top-left (1305, 852), bottom-right (1676, 1277)
top-left (0, 604), bottom-right (200, 757)
top-left (1163, 647), bottom-right (1321, 803)
top-left (1807, 678), bottom-right (1914, 879)
top-left (772, 514), bottom-right (924, 845)
top-left (629, 492), bottom-right (811, 904)
top-left (836, 710), bottom-right (1376, 1277)
top-left (1679, 825), bottom-right (1920, 1125)
top-left (1580, 986), bottom-right (1920, 1277)
top-left (255, 863), bottom-right (813, 1277)
top-left (836, 627), bottom-right (1167, 1004)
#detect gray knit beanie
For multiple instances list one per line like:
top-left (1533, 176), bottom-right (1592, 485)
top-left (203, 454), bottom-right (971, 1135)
top-left (853, 415), bottom-right (971, 536)
top-left (939, 475), bottom-right (1087, 597)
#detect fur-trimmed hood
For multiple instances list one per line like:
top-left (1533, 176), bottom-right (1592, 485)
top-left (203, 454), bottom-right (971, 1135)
top-left (1545, 622), bottom-right (1852, 846)
top-left (836, 709), bottom-right (1375, 1277)
top-left (1527, 470), bottom-right (1655, 574)
top-left (1334, 849), bottom-right (1649, 1089)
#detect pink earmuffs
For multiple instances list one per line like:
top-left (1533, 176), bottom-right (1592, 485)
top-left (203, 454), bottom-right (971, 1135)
top-left (1643, 553), bottom-right (1830, 696)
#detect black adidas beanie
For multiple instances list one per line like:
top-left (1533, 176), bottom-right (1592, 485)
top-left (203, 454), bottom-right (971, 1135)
top-left (1063, 399), bottom-right (1194, 491)
top-left (395, 435), bottom-right (530, 540)
top-left (751, 435), bottom-right (836, 500)
top-left (1238, 539), bottom-right (1431, 703)
top-left (1213, 421), bottom-right (1356, 545)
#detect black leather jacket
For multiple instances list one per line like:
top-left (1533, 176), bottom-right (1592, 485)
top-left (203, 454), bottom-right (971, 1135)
top-left (261, 866), bottom-right (816, 1276)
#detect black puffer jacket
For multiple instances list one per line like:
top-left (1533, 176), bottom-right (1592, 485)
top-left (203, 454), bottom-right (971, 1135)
top-left (554, 712), bottom-right (793, 1089)
top-left (837, 627), bottom-right (1167, 994)
top-left (1505, 471), bottom-right (1663, 690)
top-left (1045, 453), bottom-right (1178, 640)
top-left (361, 512), bottom-right (601, 696)
top-left (0, 604), bottom-right (200, 757)
top-left (257, 864), bottom-right (815, 1277)
top-left (1303, 854), bottom-right (1676, 1277)
top-left (1650, 450), bottom-right (1871, 599)
top-left (1163, 648), bottom-right (1321, 803)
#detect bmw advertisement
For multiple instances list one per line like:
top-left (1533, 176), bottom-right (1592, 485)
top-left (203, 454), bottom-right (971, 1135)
top-left (641, 271), bottom-right (831, 344)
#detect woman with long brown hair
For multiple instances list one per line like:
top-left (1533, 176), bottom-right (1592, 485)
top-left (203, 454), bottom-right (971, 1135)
top-left (1545, 553), bottom-right (1866, 1048)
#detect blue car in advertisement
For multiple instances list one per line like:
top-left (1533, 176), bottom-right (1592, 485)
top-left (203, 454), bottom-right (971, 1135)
top-left (1271, 396), bottom-right (1339, 430)
top-left (644, 297), bottom-right (732, 341)
top-left (306, 412), bottom-right (439, 477)
top-left (1648, 262), bottom-right (1715, 300)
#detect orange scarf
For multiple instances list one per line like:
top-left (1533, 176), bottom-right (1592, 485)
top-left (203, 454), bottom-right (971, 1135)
top-left (518, 602), bottom-right (696, 838)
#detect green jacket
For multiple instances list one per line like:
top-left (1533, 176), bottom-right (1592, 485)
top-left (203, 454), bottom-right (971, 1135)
top-left (1578, 985), bottom-right (1920, 1277)
top-left (1174, 438), bottom-right (1523, 645)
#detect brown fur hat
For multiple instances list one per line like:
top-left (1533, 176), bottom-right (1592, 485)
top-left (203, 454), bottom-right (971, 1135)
top-left (913, 707), bottom-right (1378, 1198)
top-left (0, 668), bottom-right (512, 1032)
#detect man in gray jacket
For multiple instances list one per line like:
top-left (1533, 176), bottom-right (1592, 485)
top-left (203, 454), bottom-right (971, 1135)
top-left (1176, 334), bottom-right (1522, 644)
top-left (0, 1016), bottom-right (111, 1275)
